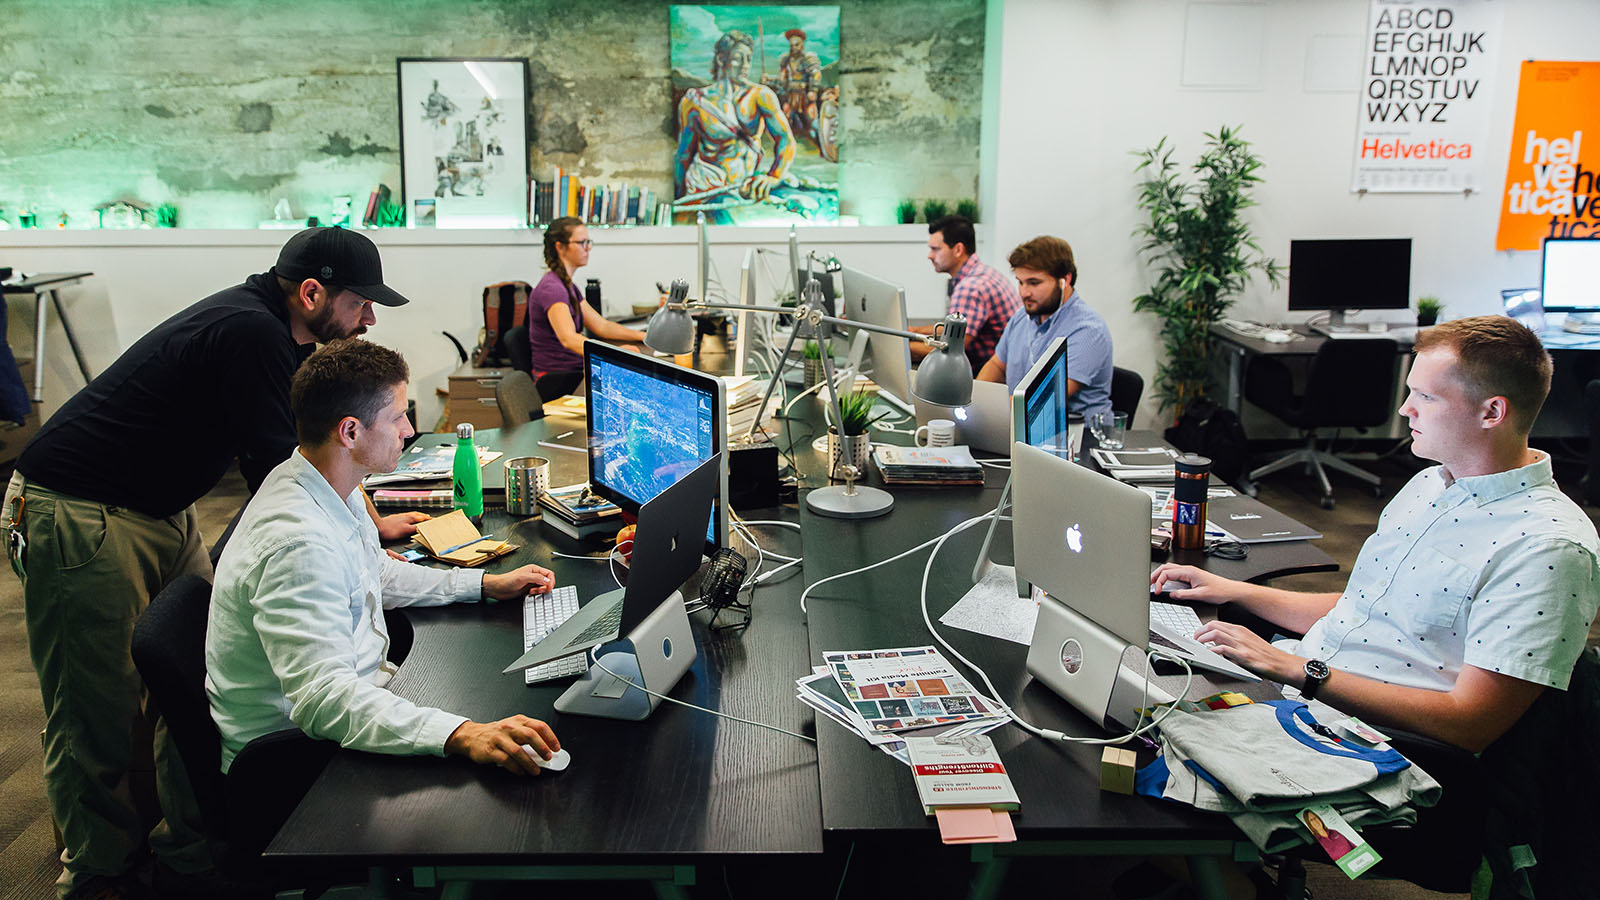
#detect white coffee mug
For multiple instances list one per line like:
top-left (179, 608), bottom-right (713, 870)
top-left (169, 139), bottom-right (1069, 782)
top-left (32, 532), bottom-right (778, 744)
top-left (915, 418), bottom-right (956, 448)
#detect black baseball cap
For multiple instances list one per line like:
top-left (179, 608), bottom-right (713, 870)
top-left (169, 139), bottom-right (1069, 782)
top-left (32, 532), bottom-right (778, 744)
top-left (272, 227), bottom-right (410, 307)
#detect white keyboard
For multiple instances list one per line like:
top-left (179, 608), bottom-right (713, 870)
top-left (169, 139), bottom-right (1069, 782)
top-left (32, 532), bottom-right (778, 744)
top-left (523, 585), bottom-right (588, 685)
top-left (1150, 600), bottom-right (1204, 636)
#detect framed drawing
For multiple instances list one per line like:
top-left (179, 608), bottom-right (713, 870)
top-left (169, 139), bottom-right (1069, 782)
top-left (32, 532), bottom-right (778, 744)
top-left (397, 57), bottom-right (530, 228)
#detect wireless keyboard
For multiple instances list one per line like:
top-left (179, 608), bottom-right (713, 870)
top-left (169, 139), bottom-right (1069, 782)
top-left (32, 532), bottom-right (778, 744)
top-left (522, 585), bottom-right (588, 684)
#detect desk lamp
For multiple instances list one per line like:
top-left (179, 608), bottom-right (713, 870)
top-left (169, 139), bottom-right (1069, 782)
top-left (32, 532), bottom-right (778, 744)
top-left (647, 278), bottom-right (973, 518)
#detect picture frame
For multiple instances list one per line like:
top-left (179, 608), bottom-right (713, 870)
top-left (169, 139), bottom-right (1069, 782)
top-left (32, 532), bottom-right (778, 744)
top-left (396, 57), bottom-right (530, 229)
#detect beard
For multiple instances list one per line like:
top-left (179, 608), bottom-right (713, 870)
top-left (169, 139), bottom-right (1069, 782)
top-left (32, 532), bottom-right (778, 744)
top-left (308, 298), bottom-right (365, 342)
top-left (1029, 284), bottom-right (1064, 320)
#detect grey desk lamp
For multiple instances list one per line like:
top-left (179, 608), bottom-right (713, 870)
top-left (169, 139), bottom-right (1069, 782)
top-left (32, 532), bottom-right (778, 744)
top-left (646, 278), bottom-right (973, 518)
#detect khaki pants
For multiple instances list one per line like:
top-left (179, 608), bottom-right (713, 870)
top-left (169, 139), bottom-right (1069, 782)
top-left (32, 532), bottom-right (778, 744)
top-left (7, 473), bottom-right (214, 897)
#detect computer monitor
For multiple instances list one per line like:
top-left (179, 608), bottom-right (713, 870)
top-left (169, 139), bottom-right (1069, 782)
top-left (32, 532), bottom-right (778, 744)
top-left (1289, 238), bottom-right (1411, 329)
top-left (696, 213), bottom-right (710, 304)
top-left (1541, 238), bottom-right (1600, 313)
top-left (839, 265), bottom-right (912, 410)
top-left (583, 340), bottom-right (728, 554)
top-left (1011, 336), bottom-right (1069, 452)
top-left (733, 247), bottom-right (760, 377)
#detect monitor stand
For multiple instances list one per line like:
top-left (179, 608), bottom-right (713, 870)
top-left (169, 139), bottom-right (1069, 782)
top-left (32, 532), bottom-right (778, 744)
top-left (555, 590), bottom-right (697, 721)
top-left (1309, 309), bottom-right (1388, 337)
top-left (1026, 598), bottom-right (1129, 728)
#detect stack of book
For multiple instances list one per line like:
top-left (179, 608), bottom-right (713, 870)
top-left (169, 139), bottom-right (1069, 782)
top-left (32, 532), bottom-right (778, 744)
top-left (538, 483), bottom-right (622, 541)
top-left (530, 167), bottom-right (665, 227)
top-left (722, 375), bottom-right (780, 439)
top-left (1088, 446), bottom-right (1179, 483)
top-left (872, 445), bottom-right (984, 486)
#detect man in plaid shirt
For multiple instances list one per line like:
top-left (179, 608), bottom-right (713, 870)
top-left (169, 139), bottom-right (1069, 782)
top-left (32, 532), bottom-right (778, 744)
top-left (910, 215), bottom-right (1020, 373)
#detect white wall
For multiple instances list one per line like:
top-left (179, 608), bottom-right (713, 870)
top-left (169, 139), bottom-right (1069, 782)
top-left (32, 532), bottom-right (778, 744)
top-left (989, 0), bottom-right (1600, 430)
top-left (0, 226), bottom-right (947, 426)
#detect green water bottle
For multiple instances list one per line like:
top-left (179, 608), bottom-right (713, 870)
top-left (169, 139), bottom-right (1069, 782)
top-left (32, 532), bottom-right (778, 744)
top-left (452, 423), bottom-right (483, 519)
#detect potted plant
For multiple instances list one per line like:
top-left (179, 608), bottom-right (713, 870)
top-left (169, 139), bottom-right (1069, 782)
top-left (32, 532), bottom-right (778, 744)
top-left (955, 198), bottom-right (979, 222)
top-left (896, 199), bottom-right (918, 224)
top-left (1416, 296), bottom-right (1443, 327)
top-left (1132, 125), bottom-right (1281, 417)
top-left (802, 340), bottom-right (826, 387)
top-left (922, 199), bottom-right (948, 222)
top-left (828, 390), bottom-right (889, 479)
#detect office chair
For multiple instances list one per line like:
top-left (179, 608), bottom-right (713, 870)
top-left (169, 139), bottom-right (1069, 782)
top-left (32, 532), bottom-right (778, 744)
top-left (495, 370), bottom-right (546, 426)
top-left (131, 574), bottom-right (342, 879)
top-left (1584, 379), bottom-right (1599, 506)
top-left (501, 322), bottom-right (533, 374)
top-left (1111, 366), bottom-right (1144, 423)
top-left (1245, 338), bottom-right (1399, 508)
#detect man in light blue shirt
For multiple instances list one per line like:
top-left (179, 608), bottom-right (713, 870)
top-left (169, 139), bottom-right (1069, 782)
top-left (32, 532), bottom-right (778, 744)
top-left (976, 235), bottom-right (1114, 421)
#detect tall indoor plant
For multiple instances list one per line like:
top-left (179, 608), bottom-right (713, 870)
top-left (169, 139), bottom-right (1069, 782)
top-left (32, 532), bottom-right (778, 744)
top-left (1132, 125), bottom-right (1281, 416)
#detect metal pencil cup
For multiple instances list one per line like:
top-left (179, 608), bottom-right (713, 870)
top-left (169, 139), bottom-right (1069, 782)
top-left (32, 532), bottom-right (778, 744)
top-left (504, 456), bottom-right (549, 516)
top-left (827, 429), bottom-right (872, 481)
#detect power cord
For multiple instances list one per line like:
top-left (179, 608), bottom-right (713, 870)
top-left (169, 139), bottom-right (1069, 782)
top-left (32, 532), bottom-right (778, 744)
top-left (585, 647), bottom-right (816, 743)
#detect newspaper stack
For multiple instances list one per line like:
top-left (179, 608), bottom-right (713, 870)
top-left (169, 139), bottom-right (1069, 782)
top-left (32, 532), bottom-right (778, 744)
top-left (795, 645), bottom-right (1007, 766)
top-left (722, 375), bottom-right (780, 440)
top-left (364, 443), bottom-right (502, 487)
top-left (1088, 446), bottom-right (1179, 483)
top-left (872, 446), bottom-right (984, 486)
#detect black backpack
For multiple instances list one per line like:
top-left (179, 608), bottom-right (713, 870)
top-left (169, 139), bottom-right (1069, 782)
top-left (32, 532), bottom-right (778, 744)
top-left (1163, 398), bottom-right (1249, 486)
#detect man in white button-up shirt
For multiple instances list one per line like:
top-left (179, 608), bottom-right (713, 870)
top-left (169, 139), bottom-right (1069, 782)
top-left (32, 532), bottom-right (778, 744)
top-left (1154, 317), bottom-right (1599, 753)
top-left (207, 339), bottom-right (563, 780)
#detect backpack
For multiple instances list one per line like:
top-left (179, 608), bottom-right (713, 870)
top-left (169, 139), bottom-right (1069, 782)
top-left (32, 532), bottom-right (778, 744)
top-left (473, 281), bottom-right (532, 366)
top-left (1163, 398), bottom-right (1249, 486)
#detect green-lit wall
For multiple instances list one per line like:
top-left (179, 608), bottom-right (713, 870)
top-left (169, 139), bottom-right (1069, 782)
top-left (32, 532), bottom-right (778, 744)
top-left (0, 0), bottom-right (985, 228)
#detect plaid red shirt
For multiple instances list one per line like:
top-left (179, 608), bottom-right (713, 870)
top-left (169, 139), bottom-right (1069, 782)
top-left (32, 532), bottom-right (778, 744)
top-left (946, 255), bottom-right (1021, 373)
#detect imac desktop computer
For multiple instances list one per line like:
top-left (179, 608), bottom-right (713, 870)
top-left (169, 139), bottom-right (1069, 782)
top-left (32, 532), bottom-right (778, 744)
top-left (1289, 238), bottom-right (1411, 336)
top-left (1012, 335), bottom-right (1070, 453)
top-left (732, 247), bottom-right (763, 377)
top-left (1542, 237), bottom-right (1600, 331)
top-left (583, 340), bottom-right (729, 555)
top-left (839, 265), bottom-right (914, 414)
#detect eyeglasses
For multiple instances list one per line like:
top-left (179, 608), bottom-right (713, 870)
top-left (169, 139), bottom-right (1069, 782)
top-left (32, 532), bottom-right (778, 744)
top-left (562, 238), bottom-right (594, 249)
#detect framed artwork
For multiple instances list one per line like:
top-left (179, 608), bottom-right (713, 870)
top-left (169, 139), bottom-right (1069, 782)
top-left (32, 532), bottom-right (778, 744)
top-left (396, 57), bottom-right (530, 228)
top-left (669, 6), bottom-right (840, 225)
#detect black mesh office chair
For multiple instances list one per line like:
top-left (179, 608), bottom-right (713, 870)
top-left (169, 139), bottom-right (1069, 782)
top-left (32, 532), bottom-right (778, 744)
top-left (495, 370), bottom-right (546, 427)
top-left (501, 323), bottom-right (532, 375)
top-left (1245, 338), bottom-right (1399, 508)
top-left (1111, 366), bottom-right (1144, 424)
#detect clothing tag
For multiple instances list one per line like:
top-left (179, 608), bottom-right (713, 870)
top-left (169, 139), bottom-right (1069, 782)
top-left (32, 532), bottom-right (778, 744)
top-left (1331, 716), bottom-right (1390, 745)
top-left (1299, 803), bottom-right (1382, 878)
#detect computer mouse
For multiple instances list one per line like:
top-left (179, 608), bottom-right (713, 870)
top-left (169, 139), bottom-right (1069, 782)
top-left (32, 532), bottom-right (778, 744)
top-left (1154, 579), bottom-right (1192, 594)
top-left (523, 746), bottom-right (571, 772)
top-left (1263, 330), bottom-right (1293, 344)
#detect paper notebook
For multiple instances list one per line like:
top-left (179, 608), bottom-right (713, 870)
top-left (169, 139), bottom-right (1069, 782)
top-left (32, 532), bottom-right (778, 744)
top-left (413, 509), bottom-right (517, 566)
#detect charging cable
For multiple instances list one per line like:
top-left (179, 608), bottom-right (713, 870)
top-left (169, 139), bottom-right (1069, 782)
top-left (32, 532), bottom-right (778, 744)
top-left (585, 646), bottom-right (816, 744)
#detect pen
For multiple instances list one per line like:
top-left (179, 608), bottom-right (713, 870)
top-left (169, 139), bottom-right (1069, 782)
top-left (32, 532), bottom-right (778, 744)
top-left (538, 441), bottom-right (585, 454)
top-left (555, 430), bottom-right (574, 439)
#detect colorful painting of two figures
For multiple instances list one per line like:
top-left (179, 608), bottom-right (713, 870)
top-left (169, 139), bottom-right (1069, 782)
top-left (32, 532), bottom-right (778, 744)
top-left (670, 5), bottom-right (840, 225)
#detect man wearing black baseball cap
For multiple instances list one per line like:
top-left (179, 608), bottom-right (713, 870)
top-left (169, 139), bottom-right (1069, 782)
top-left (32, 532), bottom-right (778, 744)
top-left (3, 227), bottom-right (424, 899)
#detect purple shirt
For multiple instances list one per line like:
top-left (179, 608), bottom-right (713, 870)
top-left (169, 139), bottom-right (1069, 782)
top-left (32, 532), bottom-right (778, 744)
top-left (527, 271), bottom-right (584, 374)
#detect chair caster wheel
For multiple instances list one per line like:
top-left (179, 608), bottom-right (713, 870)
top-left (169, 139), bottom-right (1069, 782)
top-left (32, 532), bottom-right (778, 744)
top-left (1320, 496), bottom-right (1336, 510)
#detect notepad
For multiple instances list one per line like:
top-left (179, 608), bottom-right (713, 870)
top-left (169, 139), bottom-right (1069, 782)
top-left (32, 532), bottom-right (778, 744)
top-left (413, 510), bottom-right (516, 567)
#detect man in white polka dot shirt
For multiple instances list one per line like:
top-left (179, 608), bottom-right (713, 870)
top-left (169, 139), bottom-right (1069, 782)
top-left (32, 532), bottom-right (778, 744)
top-left (1153, 316), bottom-right (1599, 753)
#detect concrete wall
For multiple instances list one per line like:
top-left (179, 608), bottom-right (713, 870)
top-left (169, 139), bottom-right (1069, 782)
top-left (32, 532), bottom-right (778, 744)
top-left (0, 0), bottom-right (985, 229)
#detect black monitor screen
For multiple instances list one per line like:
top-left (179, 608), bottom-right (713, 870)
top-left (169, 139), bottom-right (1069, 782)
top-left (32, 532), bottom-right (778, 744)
top-left (1288, 239), bottom-right (1411, 312)
top-left (585, 342), bottom-right (725, 553)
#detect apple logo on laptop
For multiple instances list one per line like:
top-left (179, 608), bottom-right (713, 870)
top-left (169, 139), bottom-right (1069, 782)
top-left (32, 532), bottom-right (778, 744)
top-left (1066, 523), bottom-right (1083, 554)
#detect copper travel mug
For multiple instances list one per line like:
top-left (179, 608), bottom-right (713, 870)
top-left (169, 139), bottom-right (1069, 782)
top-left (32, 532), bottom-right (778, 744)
top-left (1173, 454), bottom-right (1211, 551)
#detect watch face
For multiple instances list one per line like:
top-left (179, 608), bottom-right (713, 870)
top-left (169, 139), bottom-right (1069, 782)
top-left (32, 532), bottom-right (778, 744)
top-left (1306, 659), bottom-right (1330, 680)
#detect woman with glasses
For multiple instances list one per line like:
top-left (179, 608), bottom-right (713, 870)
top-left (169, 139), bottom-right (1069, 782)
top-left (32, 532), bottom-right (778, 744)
top-left (527, 217), bottom-right (647, 401)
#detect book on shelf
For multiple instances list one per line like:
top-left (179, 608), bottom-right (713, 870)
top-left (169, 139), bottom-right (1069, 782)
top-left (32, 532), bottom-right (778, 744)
top-left (872, 444), bottom-right (985, 485)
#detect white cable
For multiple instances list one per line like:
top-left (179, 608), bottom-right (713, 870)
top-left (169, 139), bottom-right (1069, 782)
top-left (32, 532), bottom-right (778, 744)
top-left (978, 460), bottom-right (1012, 470)
top-left (797, 512), bottom-right (1010, 613)
top-left (586, 649), bottom-right (816, 744)
top-left (738, 519), bottom-right (802, 531)
top-left (753, 557), bottom-right (802, 584)
top-left (550, 551), bottom-right (610, 561)
top-left (608, 542), bottom-right (631, 590)
top-left (911, 507), bottom-right (1194, 746)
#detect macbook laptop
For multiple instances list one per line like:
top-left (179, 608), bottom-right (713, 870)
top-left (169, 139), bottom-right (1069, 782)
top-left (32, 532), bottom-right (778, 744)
top-left (914, 379), bottom-right (1012, 454)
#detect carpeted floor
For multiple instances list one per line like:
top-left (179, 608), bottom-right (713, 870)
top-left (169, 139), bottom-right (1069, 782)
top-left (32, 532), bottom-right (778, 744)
top-left (0, 447), bottom-right (1594, 900)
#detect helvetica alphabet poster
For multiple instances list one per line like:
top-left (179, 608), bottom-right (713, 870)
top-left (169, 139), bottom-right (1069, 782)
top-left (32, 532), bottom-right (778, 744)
top-left (1496, 61), bottom-right (1600, 251)
top-left (1351, 0), bottom-right (1503, 193)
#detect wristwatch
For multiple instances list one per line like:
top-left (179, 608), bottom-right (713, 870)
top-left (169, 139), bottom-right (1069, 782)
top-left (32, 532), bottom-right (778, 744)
top-left (1301, 659), bottom-right (1331, 701)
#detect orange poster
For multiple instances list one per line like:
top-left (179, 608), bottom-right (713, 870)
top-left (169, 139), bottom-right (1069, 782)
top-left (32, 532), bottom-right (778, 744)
top-left (1497, 61), bottom-right (1600, 250)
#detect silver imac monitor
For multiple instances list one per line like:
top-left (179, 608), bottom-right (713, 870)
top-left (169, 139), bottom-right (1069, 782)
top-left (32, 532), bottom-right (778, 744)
top-left (1011, 336), bottom-right (1069, 452)
top-left (1542, 237), bottom-right (1600, 314)
top-left (733, 247), bottom-right (760, 377)
top-left (839, 265), bottom-right (913, 410)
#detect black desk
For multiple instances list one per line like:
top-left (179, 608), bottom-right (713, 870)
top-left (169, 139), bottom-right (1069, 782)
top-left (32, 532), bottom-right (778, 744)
top-left (264, 418), bottom-right (823, 894)
top-left (2, 271), bottom-right (94, 400)
top-left (800, 430), bottom-right (1335, 900)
